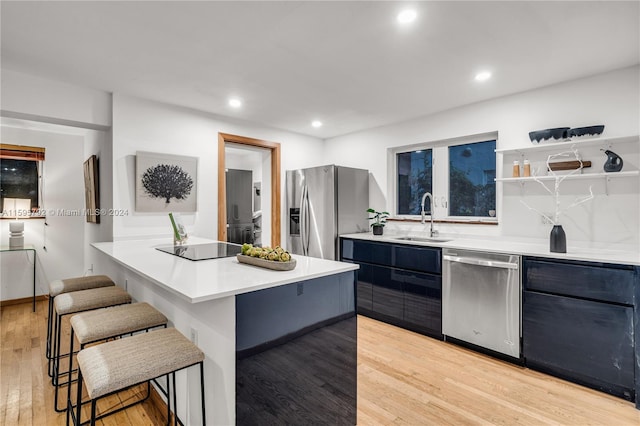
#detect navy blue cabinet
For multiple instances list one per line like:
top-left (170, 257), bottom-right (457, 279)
top-left (341, 238), bottom-right (442, 338)
top-left (523, 257), bottom-right (637, 402)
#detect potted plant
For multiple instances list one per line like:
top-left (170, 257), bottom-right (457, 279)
top-left (367, 208), bottom-right (389, 235)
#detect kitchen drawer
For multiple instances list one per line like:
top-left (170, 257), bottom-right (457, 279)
top-left (351, 239), bottom-right (392, 265)
top-left (523, 258), bottom-right (635, 305)
top-left (392, 244), bottom-right (441, 275)
top-left (345, 239), bottom-right (441, 274)
top-left (523, 290), bottom-right (634, 400)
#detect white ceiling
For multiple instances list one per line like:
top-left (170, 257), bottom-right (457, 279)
top-left (1, 1), bottom-right (638, 139)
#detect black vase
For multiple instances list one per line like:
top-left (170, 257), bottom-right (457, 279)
top-left (550, 225), bottom-right (566, 253)
top-left (372, 225), bottom-right (383, 236)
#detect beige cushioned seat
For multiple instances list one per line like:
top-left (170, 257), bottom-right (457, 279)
top-left (49, 275), bottom-right (115, 297)
top-left (54, 286), bottom-right (131, 316)
top-left (70, 302), bottom-right (168, 345)
top-left (77, 328), bottom-right (204, 399)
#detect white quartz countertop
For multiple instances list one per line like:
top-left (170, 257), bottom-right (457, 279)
top-left (340, 233), bottom-right (640, 266)
top-left (92, 237), bottom-right (358, 303)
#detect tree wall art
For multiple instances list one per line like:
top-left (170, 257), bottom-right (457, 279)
top-left (135, 151), bottom-right (198, 212)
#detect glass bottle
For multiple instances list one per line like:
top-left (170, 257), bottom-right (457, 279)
top-left (512, 160), bottom-right (520, 177)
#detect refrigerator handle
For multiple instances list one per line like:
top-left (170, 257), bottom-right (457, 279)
top-left (304, 186), bottom-right (311, 255)
top-left (300, 184), bottom-right (308, 256)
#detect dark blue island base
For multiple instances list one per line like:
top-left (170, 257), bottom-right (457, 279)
top-left (236, 272), bottom-right (357, 425)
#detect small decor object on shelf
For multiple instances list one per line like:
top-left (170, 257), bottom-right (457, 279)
top-left (550, 224), bottom-right (567, 253)
top-left (602, 150), bottom-right (623, 172)
top-left (567, 125), bottom-right (605, 139)
top-left (237, 244), bottom-right (296, 270)
top-left (528, 127), bottom-right (570, 144)
top-left (547, 160), bottom-right (592, 171)
top-left (512, 160), bottom-right (521, 177)
top-left (168, 212), bottom-right (188, 245)
top-left (367, 208), bottom-right (389, 236)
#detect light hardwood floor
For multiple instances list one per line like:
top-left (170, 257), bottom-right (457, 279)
top-left (2, 300), bottom-right (639, 425)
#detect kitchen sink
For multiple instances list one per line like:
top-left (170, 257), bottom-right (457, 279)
top-left (394, 236), bottom-right (451, 243)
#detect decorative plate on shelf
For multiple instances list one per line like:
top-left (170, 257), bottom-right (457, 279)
top-left (567, 125), bottom-right (605, 139)
top-left (236, 254), bottom-right (297, 271)
top-left (528, 127), bottom-right (570, 144)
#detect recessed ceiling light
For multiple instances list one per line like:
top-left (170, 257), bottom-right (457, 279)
top-left (475, 71), bottom-right (492, 82)
top-left (311, 120), bottom-right (323, 128)
top-left (397, 9), bottom-right (417, 24)
top-left (228, 98), bottom-right (242, 108)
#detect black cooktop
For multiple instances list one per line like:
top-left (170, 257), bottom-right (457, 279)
top-left (156, 242), bottom-right (242, 261)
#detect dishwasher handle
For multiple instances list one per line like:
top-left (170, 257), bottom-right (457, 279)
top-left (443, 254), bottom-right (519, 270)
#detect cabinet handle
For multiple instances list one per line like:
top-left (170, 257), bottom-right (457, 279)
top-left (443, 254), bottom-right (518, 270)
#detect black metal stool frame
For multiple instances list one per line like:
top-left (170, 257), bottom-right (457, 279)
top-left (67, 359), bottom-right (206, 426)
top-left (51, 301), bottom-right (131, 412)
top-left (61, 323), bottom-right (168, 415)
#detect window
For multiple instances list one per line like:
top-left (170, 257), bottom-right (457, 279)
top-left (1, 144), bottom-right (45, 216)
top-left (448, 140), bottom-right (496, 217)
top-left (397, 149), bottom-right (432, 215)
top-left (392, 134), bottom-right (497, 221)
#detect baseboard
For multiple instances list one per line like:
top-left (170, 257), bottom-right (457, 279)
top-left (0, 295), bottom-right (46, 307)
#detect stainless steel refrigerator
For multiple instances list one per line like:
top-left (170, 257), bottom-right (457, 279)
top-left (286, 165), bottom-right (369, 260)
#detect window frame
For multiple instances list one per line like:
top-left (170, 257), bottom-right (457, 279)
top-left (388, 132), bottom-right (498, 223)
top-left (1, 144), bottom-right (45, 219)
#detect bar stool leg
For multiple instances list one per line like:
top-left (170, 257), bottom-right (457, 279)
top-left (172, 372), bottom-right (178, 426)
top-left (90, 399), bottom-right (97, 426)
top-left (46, 296), bottom-right (54, 360)
top-left (48, 309), bottom-right (58, 378)
top-left (52, 314), bottom-right (63, 385)
top-left (166, 374), bottom-right (171, 426)
top-left (200, 362), bottom-right (206, 426)
top-left (66, 328), bottom-right (76, 422)
top-left (72, 366), bottom-right (83, 426)
top-left (54, 314), bottom-right (67, 411)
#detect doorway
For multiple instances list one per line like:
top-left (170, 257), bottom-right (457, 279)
top-left (218, 133), bottom-right (281, 247)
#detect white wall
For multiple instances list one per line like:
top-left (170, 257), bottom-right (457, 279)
top-left (1, 69), bottom-right (112, 128)
top-left (324, 66), bottom-right (640, 246)
top-left (0, 120), bottom-right (112, 302)
top-left (111, 93), bottom-right (325, 244)
top-left (0, 126), bottom-right (85, 299)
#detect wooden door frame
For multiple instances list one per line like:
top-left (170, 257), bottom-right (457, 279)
top-left (218, 133), bottom-right (281, 247)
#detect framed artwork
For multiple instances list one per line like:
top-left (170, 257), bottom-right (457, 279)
top-left (135, 151), bottom-right (197, 212)
top-left (83, 155), bottom-right (100, 223)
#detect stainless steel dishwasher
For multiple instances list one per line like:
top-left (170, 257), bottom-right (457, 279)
top-left (442, 248), bottom-right (521, 359)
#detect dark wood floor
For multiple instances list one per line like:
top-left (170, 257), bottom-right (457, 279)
top-left (237, 316), bottom-right (356, 425)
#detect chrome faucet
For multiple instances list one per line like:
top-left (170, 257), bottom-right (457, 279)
top-left (421, 192), bottom-right (438, 238)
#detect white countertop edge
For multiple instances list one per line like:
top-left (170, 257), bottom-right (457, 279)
top-left (189, 262), bottom-right (359, 303)
top-left (92, 243), bottom-right (198, 303)
top-left (92, 239), bottom-right (359, 303)
top-left (340, 233), bottom-right (640, 266)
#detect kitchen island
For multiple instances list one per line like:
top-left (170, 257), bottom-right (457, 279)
top-left (92, 237), bottom-right (358, 425)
